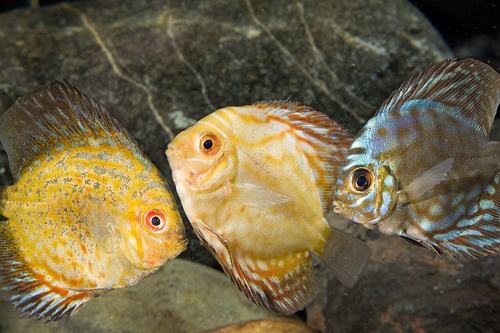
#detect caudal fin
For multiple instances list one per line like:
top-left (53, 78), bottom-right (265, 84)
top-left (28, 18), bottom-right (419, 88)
top-left (318, 226), bottom-right (372, 288)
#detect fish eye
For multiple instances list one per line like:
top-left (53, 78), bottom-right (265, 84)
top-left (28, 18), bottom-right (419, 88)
top-left (151, 216), bottom-right (161, 226)
top-left (144, 210), bottom-right (168, 233)
top-left (203, 139), bottom-right (213, 150)
top-left (350, 168), bottom-right (373, 193)
top-left (199, 133), bottom-right (220, 156)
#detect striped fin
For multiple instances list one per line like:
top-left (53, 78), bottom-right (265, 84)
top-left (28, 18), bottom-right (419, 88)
top-left (253, 100), bottom-right (354, 213)
top-left (375, 59), bottom-right (500, 138)
top-left (421, 170), bottom-right (500, 260)
top-left (192, 219), bottom-right (317, 314)
top-left (0, 81), bottom-right (139, 181)
top-left (0, 221), bottom-right (105, 321)
top-left (228, 251), bottom-right (317, 315)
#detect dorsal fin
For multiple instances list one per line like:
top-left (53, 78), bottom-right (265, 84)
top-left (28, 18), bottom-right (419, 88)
top-left (253, 100), bottom-right (354, 213)
top-left (375, 59), bottom-right (500, 138)
top-left (0, 81), bottom-right (139, 181)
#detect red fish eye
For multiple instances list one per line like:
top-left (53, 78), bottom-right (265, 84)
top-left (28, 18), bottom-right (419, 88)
top-left (199, 133), bottom-right (220, 156)
top-left (144, 210), bottom-right (167, 233)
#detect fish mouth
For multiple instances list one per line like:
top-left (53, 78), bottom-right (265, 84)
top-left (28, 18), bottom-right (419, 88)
top-left (165, 146), bottom-right (177, 163)
top-left (165, 146), bottom-right (183, 175)
top-left (333, 200), bottom-right (356, 220)
top-left (333, 200), bottom-right (346, 214)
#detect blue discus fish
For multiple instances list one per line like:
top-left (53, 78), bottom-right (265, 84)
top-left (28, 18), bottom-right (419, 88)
top-left (334, 59), bottom-right (500, 260)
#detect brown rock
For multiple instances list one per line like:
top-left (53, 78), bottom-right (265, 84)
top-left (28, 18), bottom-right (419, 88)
top-left (199, 318), bottom-right (315, 333)
top-left (0, 259), bottom-right (285, 333)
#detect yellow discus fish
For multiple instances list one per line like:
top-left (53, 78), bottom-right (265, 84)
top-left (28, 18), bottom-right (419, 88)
top-left (0, 82), bottom-right (187, 321)
top-left (166, 101), bottom-right (372, 314)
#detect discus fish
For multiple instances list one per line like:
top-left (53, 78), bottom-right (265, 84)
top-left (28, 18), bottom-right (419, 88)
top-left (334, 59), bottom-right (500, 260)
top-left (166, 101), bottom-right (372, 314)
top-left (0, 82), bottom-right (187, 321)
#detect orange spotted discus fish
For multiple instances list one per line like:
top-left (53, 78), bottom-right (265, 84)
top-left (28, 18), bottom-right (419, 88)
top-left (166, 101), bottom-right (372, 314)
top-left (0, 82), bottom-right (187, 321)
top-left (334, 59), bottom-right (500, 260)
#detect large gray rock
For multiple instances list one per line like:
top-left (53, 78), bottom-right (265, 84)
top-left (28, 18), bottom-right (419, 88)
top-left (0, 0), bottom-right (452, 267)
top-left (0, 259), bottom-right (284, 333)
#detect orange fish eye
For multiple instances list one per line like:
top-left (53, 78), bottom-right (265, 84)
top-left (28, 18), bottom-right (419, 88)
top-left (144, 210), bottom-right (168, 233)
top-left (350, 168), bottom-right (373, 193)
top-left (199, 133), bottom-right (220, 156)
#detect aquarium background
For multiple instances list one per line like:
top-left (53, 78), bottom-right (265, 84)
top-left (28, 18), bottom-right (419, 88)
top-left (0, 1), bottom-right (499, 332)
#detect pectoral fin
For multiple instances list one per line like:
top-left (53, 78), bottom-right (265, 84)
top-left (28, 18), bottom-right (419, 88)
top-left (231, 183), bottom-right (292, 207)
top-left (398, 158), bottom-right (454, 204)
top-left (317, 225), bottom-right (372, 288)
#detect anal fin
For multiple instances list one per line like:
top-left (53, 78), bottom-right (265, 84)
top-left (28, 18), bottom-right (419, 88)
top-left (191, 220), bottom-right (318, 314)
top-left (231, 251), bottom-right (318, 315)
top-left (318, 225), bottom-right (372, 288)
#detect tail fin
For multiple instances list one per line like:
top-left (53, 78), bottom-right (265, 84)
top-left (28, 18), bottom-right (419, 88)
top-left (318, 225), bottom-right (372, 287)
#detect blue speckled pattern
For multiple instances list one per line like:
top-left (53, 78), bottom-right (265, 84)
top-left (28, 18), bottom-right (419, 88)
top-left (334, 59), bottom-right (500, 260)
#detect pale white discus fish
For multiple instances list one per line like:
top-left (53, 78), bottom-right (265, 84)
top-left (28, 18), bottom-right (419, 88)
top-left (167, 101), bottom-right (372, 314)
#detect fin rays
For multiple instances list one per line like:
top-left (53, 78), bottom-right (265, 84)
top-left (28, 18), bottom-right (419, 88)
top-left (254, 100), bottom-right (354, 213)
top-left (0, 223), bottom-right (96, 321)
top-left (427, 173), bottom-right (500, 260)
top-left (227, 252), bottom-right (318, 315)
top-left (192, 220), bottom-right (317, 314)
top-left (376, 59), bottom-right (500, 138)
top-left (0, 81), bottom-right (140, 181)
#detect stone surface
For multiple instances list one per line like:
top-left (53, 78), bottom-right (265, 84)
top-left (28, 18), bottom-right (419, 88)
top-left (0, 259), bottom-right (285, 333)
top-left (200, 318), bottom-right (314, 333)
top-left (0, 0), bottom-right (452, 268)
top-left (307, 211), bottom-right (500, 333)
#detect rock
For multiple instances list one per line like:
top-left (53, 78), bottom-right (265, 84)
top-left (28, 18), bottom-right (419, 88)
top-left (307, 211), bottom-right (500, 332)
top-left (0, 0), bottom-right (452, 265)
top-left (0, 259), bottom-right (285, 333)
top-left (200, 318), bottom-right (315, 333)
